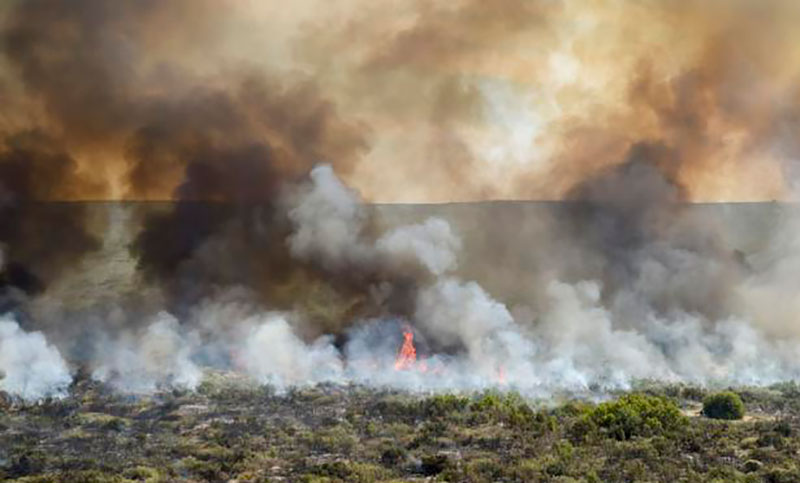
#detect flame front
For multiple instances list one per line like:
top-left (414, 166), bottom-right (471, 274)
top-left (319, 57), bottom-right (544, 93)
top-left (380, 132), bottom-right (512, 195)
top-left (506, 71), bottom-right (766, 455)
top-left (394, 328), bottom-right (417, 370)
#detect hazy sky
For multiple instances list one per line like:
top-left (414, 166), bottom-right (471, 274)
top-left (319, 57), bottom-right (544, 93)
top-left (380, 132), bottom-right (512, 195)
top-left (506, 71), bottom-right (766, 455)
top-left (2, 0), bottom-right (800, 202)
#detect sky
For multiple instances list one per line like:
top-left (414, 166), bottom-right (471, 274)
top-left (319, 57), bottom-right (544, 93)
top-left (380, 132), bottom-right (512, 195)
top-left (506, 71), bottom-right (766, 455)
top-left (1, 0), bottom-right (800, 202)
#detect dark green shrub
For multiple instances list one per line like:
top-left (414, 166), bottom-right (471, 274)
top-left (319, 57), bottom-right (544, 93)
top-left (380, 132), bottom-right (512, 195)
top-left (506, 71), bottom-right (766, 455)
top-left (589, 394), bottom-right (687, 440)
top-left (703, 392), bottom-right (745, 420)
top-left (743, 459), bottom-right (763, 473)
top-left (380, 444), bottom-right (407, 467)
top-left (775, 420), bottom-right (793, 437)
top-left (763, 467), bottom-right (800, 483)
top-left (420, 453), bottom-right (450, 476)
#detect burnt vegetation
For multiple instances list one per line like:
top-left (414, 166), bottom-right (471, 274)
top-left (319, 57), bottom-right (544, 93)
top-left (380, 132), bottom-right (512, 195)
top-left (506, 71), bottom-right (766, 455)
top-left (2, 380), bottom-right (800, 482)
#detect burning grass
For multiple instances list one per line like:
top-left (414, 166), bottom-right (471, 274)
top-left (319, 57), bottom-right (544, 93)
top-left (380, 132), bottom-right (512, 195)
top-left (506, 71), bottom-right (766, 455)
top-left (2, 378), bottom-right (800, 482)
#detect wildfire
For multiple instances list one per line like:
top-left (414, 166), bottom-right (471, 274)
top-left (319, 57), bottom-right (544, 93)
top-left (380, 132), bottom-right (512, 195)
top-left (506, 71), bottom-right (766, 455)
top-left (392, 326), bottom-right (506, 384)
top-left (394, 327), bottom-right (417, 370)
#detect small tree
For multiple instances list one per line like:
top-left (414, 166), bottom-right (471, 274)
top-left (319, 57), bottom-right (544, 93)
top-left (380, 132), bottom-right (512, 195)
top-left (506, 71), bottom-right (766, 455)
top-left (702, 391), bottom-right (745, 420)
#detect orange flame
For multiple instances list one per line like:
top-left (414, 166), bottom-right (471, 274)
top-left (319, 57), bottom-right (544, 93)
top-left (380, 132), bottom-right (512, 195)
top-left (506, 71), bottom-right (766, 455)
top-left (394, 327), bottom-right (417, 370)
top-left (394, 326), bottom-right (435, 373)
top-left (394, 328), bottom-right (417, 371)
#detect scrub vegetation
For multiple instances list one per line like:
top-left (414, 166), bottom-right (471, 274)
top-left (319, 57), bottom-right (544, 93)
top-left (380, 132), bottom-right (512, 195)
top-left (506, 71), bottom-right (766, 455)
top-left (2, 377), bottom-right (800, 482)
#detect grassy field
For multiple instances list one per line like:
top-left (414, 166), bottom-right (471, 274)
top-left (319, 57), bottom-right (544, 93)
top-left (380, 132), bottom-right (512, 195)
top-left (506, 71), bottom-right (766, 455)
top-left (2, 375), bottom-right (800, 482)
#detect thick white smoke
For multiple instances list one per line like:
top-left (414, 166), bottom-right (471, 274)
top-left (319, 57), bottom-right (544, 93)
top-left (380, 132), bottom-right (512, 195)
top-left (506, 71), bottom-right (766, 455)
top-left (376, 218), bottom-right (461, 276)
top-left (415, 278), bottom-right (534, 380)
top-left (287, 164), bottom-right (372, 270)
top-left (0, 317), bottom-right (72, 401)
top-left (287, 164), bottom-right (461, 277)
top-left (10, 165), bottom-right (800, 401)
top-left (92, 313), bottom-right (202, 393)
top-left (234, 313), bottom-right (343, 387)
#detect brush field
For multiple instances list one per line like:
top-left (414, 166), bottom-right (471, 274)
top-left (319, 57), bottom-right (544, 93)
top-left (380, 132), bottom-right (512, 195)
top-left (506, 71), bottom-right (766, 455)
top-left (2, 375), bottom-right (800, 482)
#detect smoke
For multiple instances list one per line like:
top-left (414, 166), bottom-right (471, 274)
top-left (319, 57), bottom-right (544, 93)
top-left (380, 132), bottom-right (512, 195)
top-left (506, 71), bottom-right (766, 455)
top-left (6, 165), bottom-right (800, 400)
top-left (376, 219), bottom-right (461, 277)
top-left (236, 314), bottom-right (343, 387)
top-left (558, 143), bottom-right (747, 323)
top-left (4, 0), bottom-right (800, 401)
top-left (282, 164), bottom-right (463, 331)
top-left (1, 0), bottom-right (369, 317)
top-left (5, 0), bottom-right (800, 203)
top-left (92, 313), bottom-right (202, 394)
top-left (287, 164), bottom-right (372, 271)
top-left (287, 164), bottom-right (461, 277)
top-left (0, 132), bottom-right (100, 314)
top-left (0, 316), bottom-right (71, 401)
top-left (415, 278), bottom-right (528, 374)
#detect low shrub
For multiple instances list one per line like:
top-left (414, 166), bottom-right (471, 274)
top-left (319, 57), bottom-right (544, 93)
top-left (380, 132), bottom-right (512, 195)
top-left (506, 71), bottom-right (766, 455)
top-left (469, 392), bottom-right (548, 431)
top-left (466, 457), bottom-right (505, 480)
top-left (589, 394), bottom-right (687, 440)
top-left (420, 453), bottom-right (450, 476)
top-left (421, 394), bottom-right (469, 419)
top-left (703, 392), bottom-right (745, 420)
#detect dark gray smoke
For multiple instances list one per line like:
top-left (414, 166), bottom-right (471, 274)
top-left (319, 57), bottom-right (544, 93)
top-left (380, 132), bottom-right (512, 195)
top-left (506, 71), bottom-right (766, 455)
top-left (562, 142), bottom-right (746, 322)
top-left (4, 0), bottom-right (800, 402)
top-left (0, 131), bottom-right (99, 318)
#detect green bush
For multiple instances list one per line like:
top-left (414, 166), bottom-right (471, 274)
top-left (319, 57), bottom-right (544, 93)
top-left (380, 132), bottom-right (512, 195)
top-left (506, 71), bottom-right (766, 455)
top-left (589, 394), bottom-right (687, 440)
top-left (421, 394), bottom-right (469, 419)
top-left (703, 392), bottom-right (745, 420)
top-left (311, 425), bottom-right (358, 454)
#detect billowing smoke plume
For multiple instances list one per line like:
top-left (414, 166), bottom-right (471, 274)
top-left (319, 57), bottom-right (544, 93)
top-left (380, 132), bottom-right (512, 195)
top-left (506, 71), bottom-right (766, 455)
top-left (4, 0), bottom-right (800, 401)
